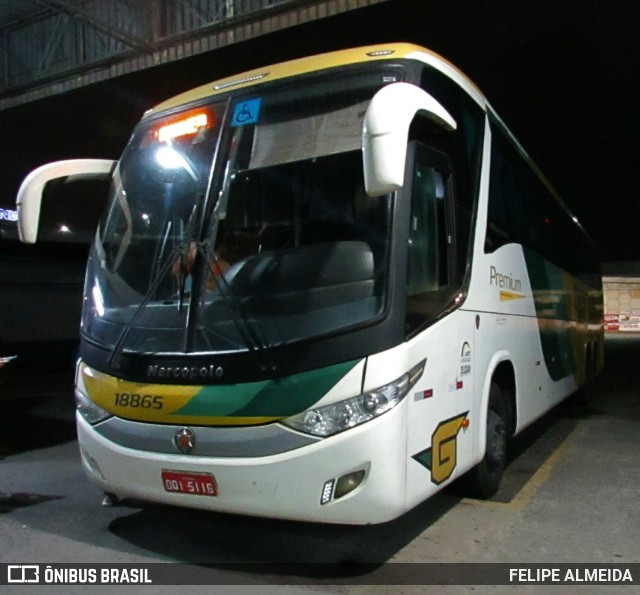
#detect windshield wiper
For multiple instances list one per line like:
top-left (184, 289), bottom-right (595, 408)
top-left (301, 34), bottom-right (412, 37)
top-left (107, 242), bottom-right (185, 371)
top-left (187, 123), bottom-right (278, 373)
top-left (197, 241), bottom-right (277, 373)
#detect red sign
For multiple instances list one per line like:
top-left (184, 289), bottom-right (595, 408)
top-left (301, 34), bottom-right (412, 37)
top-left (604, 314), bottom-right (619, 331)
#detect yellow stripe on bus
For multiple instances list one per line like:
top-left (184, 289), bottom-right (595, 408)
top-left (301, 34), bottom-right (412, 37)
top-left (80, 364), bottom-right (285, 425)
top-left (500, 290), bottom-right (526, 301)
top-left (146, 43), bottom-right (468, 116)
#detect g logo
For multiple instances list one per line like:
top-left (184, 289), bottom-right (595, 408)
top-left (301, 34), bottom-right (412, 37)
top-left (413, 412), bottom-right (469, 485)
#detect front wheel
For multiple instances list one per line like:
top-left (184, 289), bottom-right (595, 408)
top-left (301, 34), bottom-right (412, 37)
top-left (458, 382), bottom-right (508, 499)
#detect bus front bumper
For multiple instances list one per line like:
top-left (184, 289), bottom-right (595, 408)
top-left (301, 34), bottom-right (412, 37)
top-left (76, 403), bottom-right (409, 525)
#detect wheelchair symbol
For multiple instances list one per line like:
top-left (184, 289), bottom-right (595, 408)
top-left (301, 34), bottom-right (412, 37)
top-left (235, 104), bottom-right (252, 123)
top-left (231, 98), bottom-right (261, 127)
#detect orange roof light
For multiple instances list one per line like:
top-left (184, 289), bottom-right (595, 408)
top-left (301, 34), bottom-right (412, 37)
top-left (158, 112), bottom-right (208, 143)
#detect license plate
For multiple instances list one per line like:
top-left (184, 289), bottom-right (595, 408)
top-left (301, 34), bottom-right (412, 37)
top-left (161, 470), bottom-right (217, 497)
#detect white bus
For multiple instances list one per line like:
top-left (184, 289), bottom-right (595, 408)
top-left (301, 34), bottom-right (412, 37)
top-left (17, 43), bottom-right (603, 524)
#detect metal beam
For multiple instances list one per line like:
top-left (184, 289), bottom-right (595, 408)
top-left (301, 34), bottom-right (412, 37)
top-left (34, 0), bottom-right (159, 52)
top-left (0, 0), bottom-right (389, 111)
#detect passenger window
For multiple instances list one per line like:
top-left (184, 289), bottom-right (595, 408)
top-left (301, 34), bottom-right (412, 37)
top-left (405, 144), bottom-right (455, 336)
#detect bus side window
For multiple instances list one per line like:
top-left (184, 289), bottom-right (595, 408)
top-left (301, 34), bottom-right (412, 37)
top-left (405, 144), bottom-right (455, 336)
top-left (407, 162), bottom-right (448, 293)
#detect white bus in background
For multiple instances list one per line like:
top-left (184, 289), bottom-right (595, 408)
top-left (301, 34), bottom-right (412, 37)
top-left (17, 43), bottom-right (603, 523)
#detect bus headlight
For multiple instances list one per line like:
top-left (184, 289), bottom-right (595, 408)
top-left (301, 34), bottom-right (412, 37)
top-left (75, 389), bottom-right (112, 425)
top-left (282, 360), bottom-right (424, 437)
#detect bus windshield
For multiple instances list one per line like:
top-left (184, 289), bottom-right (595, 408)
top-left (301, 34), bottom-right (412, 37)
top-left (82, 68), bottom-right (397, 357)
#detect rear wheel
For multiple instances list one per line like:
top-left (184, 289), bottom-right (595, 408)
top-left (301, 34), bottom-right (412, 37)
top-left (571, 345), bottom-right (596, 406)
top-left (459, 382), bottom-right (508, 499)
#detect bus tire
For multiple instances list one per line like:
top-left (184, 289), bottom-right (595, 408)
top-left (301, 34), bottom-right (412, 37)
top-left (460, 381), bottom-right (508, 499)
top-left (571, 344), bottom-right (596, 406)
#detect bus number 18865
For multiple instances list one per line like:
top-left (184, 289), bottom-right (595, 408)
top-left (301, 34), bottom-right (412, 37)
top-left (115, 393), bottom-right (163, 409)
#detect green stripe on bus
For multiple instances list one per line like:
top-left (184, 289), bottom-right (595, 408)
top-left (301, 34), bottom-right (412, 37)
top-left (523, 247), bottom-right (576, 381)
top-left (173, 358), bottom-right (361, 418)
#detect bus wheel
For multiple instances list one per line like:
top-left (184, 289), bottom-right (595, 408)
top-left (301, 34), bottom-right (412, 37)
top-left (461, 382), bottom-right (508, 499)
top-left (571, 345), bottom-right (596, 406)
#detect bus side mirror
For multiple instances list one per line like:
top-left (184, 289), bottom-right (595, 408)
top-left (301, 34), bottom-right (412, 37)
top-left (362, 82), bottom-right (457, 196)
top-left (16, 159), bottom-right (116, 244)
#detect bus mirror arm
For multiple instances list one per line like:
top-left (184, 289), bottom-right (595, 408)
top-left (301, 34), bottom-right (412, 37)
top-left (16, 158), bottom-right (117, 244)
top-left (362, 82), bottom-right (457, 197)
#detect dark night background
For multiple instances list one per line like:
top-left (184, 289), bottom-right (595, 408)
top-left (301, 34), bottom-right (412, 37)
top-left (1, 0), bottom-right (638, 263)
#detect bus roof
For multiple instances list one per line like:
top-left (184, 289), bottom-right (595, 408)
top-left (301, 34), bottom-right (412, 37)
top-left (145, 42), bottom-right (485, 117)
